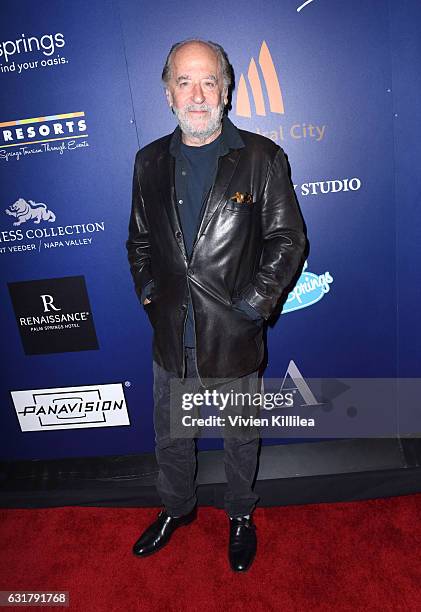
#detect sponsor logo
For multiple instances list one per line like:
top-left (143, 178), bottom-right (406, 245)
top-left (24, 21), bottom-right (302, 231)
top-left (235, 41), bottom-right (326, 144)
top-left (261, 359), bottom-right (324, 418)
top-left (0, 112), bottom-right (89, 160)
top-left (236, 41), bottom-right (284, 118)
top-left (8, 276), bottom-right (99, 355)
top-left (283, 261), bottom-right (333, 313)
top-left (5, 198), bottom-right (56, 225)
top-left (275, 359), bottom-right (320, 406)
top-left (295, 177), bottom-right (362, 196)
top-left (0, 32), bottom-right (69, 75)
top-left (10, 384), bottom-right (130, 432)
top-left (257, 360), bottom-right (321, 428)
top-left (0, 196), bottom-right (105, 255)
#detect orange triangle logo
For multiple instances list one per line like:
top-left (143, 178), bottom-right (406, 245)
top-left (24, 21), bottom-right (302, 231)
top-left (236, 41), bottom-right (285, 118)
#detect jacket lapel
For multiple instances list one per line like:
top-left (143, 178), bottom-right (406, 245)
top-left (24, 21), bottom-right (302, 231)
top-left (157, 138), bottom-right (242, 260)
top-left (157, 150), bottom-right (187, 260)
top-left (195, 149), bottom-right (242, 240)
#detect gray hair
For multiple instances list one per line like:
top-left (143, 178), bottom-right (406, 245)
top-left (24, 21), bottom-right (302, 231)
top-left (161, 38), bottom-right (233, 91)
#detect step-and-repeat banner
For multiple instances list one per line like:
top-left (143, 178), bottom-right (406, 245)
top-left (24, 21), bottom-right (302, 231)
top-left (1, 0), bottom-right (419, 460)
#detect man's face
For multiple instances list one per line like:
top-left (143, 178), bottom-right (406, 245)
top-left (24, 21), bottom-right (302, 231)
top-left (165, 42), bottom-right (228, 144)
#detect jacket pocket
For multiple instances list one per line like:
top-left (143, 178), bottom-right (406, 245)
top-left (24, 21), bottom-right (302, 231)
top-left (224, 200), bottom-right (254, 213)
top-left (231, 296), bottom-right (264, 324)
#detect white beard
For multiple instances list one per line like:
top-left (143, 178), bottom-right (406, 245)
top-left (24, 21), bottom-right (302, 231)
top-left (173, 101), bottom-right (224, 142)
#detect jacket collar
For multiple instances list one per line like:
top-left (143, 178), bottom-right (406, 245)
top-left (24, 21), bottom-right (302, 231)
top-left (169, 115), bottom-right (244, 159)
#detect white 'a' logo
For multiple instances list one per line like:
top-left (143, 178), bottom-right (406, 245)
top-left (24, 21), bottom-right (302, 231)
top-left (261, 360), bottom-right (319, 406)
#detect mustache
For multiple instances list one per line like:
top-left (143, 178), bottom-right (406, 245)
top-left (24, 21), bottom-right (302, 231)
top-left (183, 104), bottom-right (214, 112)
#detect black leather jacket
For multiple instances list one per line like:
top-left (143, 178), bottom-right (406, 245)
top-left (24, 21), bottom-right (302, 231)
top-left (126, 119), bottom-right (306, 384)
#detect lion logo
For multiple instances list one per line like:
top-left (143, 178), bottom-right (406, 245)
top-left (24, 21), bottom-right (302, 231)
top-left (5, 198), bottom-right (56, 226)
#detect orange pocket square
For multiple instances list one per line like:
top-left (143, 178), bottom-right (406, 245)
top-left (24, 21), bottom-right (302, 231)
top-left (230, 191), bottom-right (253, 204)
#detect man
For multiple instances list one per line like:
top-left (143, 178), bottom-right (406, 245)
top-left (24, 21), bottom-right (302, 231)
top-left (126, 38), bottom-right (306, 572)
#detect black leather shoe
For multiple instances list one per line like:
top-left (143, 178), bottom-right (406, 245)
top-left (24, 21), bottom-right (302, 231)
top-left (228, 515), bottom-right (257, 572)
top-left (132, 506), bottom-right (196, 557)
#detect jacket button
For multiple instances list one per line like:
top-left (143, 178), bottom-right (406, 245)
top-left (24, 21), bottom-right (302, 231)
top-left (181, 304), bottom-right (187, 311)
top-left (175, 231), bottom-right (182, 240)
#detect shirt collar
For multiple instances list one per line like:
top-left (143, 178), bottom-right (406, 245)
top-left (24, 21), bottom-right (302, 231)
top-left (169, 115), bottom-right (244, 159)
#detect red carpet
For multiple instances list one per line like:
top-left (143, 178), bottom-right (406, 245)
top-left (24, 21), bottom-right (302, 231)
top-left (1, 494), bottom-right (420, 611)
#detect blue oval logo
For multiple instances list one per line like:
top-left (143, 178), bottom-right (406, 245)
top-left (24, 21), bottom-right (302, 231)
top-left (282, 262), bottom-right (333, 314)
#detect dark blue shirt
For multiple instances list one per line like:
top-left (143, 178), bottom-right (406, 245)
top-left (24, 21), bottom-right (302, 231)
top-left (176, 135), bottom-right (221, 346)
top-left (178, 136), bottom-right (221, 256)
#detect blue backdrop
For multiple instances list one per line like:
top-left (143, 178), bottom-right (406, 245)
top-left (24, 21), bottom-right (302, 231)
top-left (1, 0), bottom-right (419, 460)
